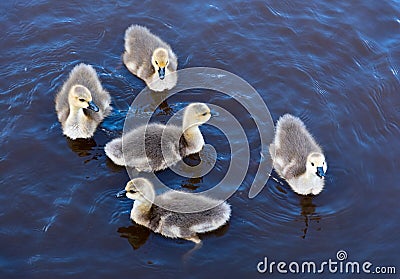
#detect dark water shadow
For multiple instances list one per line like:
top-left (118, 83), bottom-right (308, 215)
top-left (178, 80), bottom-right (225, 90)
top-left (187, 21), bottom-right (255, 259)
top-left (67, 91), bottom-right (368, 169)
top-left (181, 176), bottom-right (203, 191)
top-left (105, 157), bottom-right (126, 172)
top-left (130, 88), bottom-right (173, 118)
top-left (117, 216), bottom-right (230, 253)
top-left (199, 222), bottom-right (230, 239)
top-left (117, 224), bottom-right (151, 250)
top-left (182, 152), bottom-right (201, 167)
top-left (268, 170), bottom-right (322, 239)
top-left (65, 137), bottom-right (104, 164)
top-left (298, 195), bottom-right (321, 239)
top-left (157, 99), bottom-right (174, 116)
top-left (180, 153), bottom-right (203, 190)
top-left (66, 137), bottom-right (97, 157)
top-left (183, 222), bottom-right (231, 262)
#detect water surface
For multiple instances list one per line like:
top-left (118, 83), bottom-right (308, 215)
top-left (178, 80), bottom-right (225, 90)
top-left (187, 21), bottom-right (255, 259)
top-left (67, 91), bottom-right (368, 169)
top-left (1, 0), bottom-right (400, 278)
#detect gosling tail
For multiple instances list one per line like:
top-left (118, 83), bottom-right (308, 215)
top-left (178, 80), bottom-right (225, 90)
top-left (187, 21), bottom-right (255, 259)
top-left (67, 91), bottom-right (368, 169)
top-left (105, 138), bottom-right (126, 166)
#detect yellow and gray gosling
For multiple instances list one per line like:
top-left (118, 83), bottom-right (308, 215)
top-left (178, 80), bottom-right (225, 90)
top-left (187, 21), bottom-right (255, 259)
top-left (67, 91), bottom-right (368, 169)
top-left (117, 178), bottom-right (231, 244)
top-left (269, 114), bottom-right (327, 195)
top-left (105, 103), bottom-right (211, 172)
top-left (123, 25), bottom-right (178, 92)
top-left (55, 63), bottom-right (112, 140)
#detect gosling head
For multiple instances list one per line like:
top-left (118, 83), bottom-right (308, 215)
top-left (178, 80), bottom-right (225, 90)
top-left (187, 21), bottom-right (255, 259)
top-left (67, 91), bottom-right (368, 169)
top-left (183, 103), bottom-right (212, 129)
top-left (68, 85), bottom-right (99, 112)
top-left (116, 178), bottom-right (155, 203)
top-left (306, 152), bottom-right (327, 179)
top-left (151, 47), bottom-right (169, 80)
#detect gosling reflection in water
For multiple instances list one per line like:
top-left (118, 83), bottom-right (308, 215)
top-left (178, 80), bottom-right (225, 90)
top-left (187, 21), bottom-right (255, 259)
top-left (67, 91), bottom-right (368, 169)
top-left (117, 224), bottom-right (151, 250)
top-left (180, 153), bottom-right (203, 191)
top-left (66, 137), bottom-right (101, 163)
top-left (270, 172), bottom-right (322, 239)
top-left (151, 91), bottom-right (173, 117)
top-left (144, 89), bottom-right (173, 116)
top-left (157, 100), bottom-right (174, 116)
top-left (182, 176), bottom-right (203, 191)
top-left (66, 137), bottom-right (96, 156)
top-left (299, 196), bottom-right (321, 239)
top-left (117, 221), bottom-right (230, 261)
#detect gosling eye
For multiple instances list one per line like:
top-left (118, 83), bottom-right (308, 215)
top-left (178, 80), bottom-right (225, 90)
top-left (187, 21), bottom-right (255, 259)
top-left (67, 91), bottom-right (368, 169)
top-left (202, 112), bottom-right (208, 116)
top-left (129, 190), bottom-right (136, 194)
top-left (155, 61), bottom-right (158, 65)
top-left (166, 60), bottom-right (169, 65)
top-left (79, 98), bottom-right (85, 102)
top-left (311, 162), bottom-right (314, 167)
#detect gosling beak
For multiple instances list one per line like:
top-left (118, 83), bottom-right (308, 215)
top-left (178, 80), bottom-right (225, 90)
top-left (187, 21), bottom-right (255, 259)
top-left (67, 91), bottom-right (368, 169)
top-left (158, 67), bottom-right (165, 80)
top-left (316, 167), bottom-right (325, 179)
top-left (116, 189), bottom-right (127, 198)
top-left (87, 101), bottom-right (99, 112)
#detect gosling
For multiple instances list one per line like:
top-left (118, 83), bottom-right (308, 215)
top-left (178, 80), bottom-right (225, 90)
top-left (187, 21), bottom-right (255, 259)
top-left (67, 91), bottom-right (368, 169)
top-left (105, 103), bottom-right (210, 172)
top-left (55, 64), bottom-right (112, 140)
top-left (269, 114), bottom-right (327, 195)
top-left (117, 178), bottom-right (231, 244)
top-left (123, 25), bottom-right (178, 92)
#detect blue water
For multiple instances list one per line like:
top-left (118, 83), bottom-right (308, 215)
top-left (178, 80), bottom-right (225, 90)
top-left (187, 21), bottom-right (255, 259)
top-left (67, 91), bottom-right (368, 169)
top-left (1, 0), bottom-right (400, 278)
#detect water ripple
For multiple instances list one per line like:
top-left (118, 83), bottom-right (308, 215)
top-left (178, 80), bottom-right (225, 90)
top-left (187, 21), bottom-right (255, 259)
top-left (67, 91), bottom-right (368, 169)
top-left (1, 0), bottom-right (399, 276)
